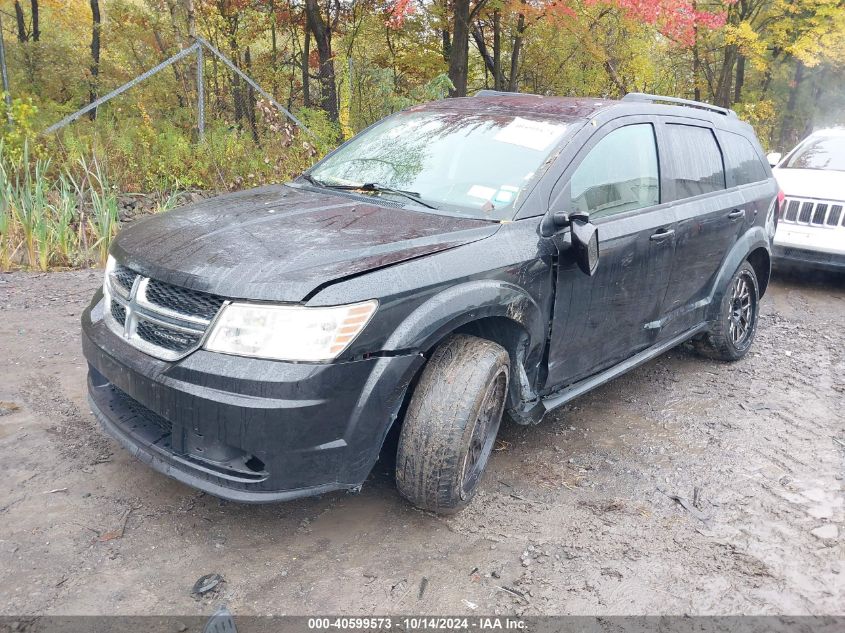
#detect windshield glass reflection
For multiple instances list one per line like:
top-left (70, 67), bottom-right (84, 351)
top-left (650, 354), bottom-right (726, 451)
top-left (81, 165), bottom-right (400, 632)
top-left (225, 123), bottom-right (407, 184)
top-left (784, 136), bottom-right (845, 171)
top-left (309, 110), bottom-right (570, 219)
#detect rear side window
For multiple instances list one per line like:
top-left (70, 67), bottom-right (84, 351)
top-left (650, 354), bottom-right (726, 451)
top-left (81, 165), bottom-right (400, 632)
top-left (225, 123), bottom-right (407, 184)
top-left (570, 123), bottom-right (659, 219)
top-left (722, 133), bottom-right (767, 185)
top-left (665, 124), bottom-right (725, 200)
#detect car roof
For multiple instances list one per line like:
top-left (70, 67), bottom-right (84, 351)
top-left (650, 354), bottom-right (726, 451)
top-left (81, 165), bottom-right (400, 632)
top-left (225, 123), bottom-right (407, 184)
top-left (407, 93), bottom-right (620, 121)
top-left (405, 92), bottom-right (753, 134)
top-left (807, 127), bottom-right (845, 138)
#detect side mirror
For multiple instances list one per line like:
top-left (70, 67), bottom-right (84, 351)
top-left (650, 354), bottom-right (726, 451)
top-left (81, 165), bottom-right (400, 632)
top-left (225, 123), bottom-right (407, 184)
top-left (767, 152), bottom-right (782, 167)
top-left (540, 210), bottom-right (570, 237)
top-left (570, 212), bottom-right (599, 276)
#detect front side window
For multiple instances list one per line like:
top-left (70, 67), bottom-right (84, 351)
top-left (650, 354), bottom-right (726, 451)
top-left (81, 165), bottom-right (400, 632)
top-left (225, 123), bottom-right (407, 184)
top-left (783, 136), bottom-right (845, 171)
top-left (308, 110), bottom-right (571, 219)
top-left (665, 124), bottom-right (726, 200)
top-left (569, 123), bottom-right (659, 219)
top-left (722, 133), bottom-right (767, 185)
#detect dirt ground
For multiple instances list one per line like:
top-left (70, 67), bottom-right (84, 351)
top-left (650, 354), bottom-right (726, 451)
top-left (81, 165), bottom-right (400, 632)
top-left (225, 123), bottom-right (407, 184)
top-left (0, 267), bottom-right (843, 616)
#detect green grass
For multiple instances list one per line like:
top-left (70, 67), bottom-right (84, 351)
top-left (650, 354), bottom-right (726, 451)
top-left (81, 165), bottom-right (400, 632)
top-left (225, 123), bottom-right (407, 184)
top-left (1, 142), bottom-right (126, 270)
top-left (0, 110), bottom-right (327, 271)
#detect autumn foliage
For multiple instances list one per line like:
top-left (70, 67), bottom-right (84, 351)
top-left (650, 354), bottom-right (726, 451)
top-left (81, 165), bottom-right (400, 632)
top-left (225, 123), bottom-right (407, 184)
top-left (0, 0), bottom-right (843, 188)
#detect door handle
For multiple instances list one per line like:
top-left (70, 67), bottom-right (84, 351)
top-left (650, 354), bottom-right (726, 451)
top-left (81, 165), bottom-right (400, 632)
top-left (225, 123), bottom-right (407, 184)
top-left (650, 228), bottom-right (675, 242)
top-left (728, 209), bottom-right (746, 220)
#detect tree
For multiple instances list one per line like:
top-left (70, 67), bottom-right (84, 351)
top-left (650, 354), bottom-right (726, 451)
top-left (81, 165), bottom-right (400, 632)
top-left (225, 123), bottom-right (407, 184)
top-left (304, 0), bottom-right (339, 120)
top-left (88, 0), bottom-right (101, 120)
top-left (30, 0), bottom-right (39, 42)
top-left (14, 1), bottom-right (27, 42)
top-left (447, 0), bottom-right (489, 96)
top-left (183, 0), bottom-right (197, 38)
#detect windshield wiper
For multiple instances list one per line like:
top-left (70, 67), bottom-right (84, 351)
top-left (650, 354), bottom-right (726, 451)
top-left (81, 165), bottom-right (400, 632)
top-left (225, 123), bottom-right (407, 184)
top-left (359, 183), bottom-right (439, 210)
top-left (301, 176), bottom-right (438, 210)
top-left (300, 173), bottom-right (325, 188)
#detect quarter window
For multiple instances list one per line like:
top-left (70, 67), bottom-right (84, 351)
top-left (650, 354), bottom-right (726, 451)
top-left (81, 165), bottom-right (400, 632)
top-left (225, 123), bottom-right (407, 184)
top-left (722, 133), bottom-right (767, 185)
top-left (665, 124), bottom-right (726, 200)
top-left (570, 123), bottom-right (660, 219)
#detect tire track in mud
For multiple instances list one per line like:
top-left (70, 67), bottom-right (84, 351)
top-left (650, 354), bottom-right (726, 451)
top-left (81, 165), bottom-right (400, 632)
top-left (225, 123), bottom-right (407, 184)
top-left (18, 373), bottom-right (113, 467)
top-left (441, 277), bottom-right (845, 614)
top-left (1, 269), bottom-right (844, 615)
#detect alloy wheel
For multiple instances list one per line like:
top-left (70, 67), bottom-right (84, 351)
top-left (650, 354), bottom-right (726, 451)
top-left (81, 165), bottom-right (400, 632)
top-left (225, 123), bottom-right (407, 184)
top-left (460, 368), bottom-right (508, 497)
top-left (728, 272), bottom-right (754, 347)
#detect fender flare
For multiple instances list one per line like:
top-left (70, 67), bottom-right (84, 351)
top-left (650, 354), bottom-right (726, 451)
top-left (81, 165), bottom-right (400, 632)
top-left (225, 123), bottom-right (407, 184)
top-left (705, 227), bottom-right (771, 323)
top-left (383, 280), bottom-right (547, 414)
top-left (383, 279), bottom-right (546, 360)
top-left (345, 281), bottom-right (547, 482)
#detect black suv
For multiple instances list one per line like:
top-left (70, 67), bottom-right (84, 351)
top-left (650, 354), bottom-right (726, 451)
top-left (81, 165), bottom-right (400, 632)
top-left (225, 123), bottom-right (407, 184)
top-left (82, 92), bottom-right (779, 513)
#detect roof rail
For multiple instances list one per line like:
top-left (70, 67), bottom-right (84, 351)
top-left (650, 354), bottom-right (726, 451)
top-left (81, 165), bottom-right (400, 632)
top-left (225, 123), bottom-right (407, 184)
top-left (474, 89), bottom-right (541, 98)
top-left (476, 89), bottom-right (512, 97)
top-left (622, 92), bottom-right (737, 117)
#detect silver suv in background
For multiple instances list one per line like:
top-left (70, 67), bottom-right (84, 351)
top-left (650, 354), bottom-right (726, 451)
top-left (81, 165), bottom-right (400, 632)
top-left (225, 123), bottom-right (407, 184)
top-left (769, 128), bottom-right (845, 271)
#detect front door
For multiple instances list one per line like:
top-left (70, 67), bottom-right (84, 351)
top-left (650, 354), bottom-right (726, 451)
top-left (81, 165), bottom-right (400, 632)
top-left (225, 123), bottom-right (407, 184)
top-left (544, 119), bottom-right (676, 391)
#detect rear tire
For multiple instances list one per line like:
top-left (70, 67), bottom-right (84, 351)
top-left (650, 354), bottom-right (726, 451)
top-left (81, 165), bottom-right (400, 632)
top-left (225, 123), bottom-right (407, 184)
top-left (395, 334), bottom-right (509, 514)
top-left (694, 260), bottom-right (760, 361)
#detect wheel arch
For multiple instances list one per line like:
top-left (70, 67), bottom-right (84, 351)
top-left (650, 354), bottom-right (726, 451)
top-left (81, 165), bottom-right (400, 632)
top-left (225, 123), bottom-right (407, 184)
top-left (746, 247), bottom-right (771, 297)
top-left (382, 279), bottom-right (546, 371)
top-left (367, 312), bottom-right (539, 483)
top-left (449, 316), bottom-right (535, 412)
top-left (373, 281), bottom-right (548, 459)
top-left (706, 228), bottom-right (771, 322)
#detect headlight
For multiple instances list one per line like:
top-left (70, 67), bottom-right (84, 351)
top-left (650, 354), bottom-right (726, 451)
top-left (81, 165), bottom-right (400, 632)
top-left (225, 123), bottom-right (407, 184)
top-left (103, 254), bottom-right (116, 302)
top-left (204, 300), bottom-right (378, 361)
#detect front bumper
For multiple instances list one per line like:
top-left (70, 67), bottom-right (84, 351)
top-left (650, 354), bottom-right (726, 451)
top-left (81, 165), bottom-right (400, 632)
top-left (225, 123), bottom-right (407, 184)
top-left (82, 293), bottom-right (423, 502)
top-left (773, 222), bottom-right (845, 271)
top-left (772, 245), bottom-right (845, 271)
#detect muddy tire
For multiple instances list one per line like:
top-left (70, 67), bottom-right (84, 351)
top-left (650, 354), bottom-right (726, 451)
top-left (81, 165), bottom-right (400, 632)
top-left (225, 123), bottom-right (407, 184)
top-left (395, 334), bottom-right (509, 514)
top-left (694, 260), bottom-right (760, 361)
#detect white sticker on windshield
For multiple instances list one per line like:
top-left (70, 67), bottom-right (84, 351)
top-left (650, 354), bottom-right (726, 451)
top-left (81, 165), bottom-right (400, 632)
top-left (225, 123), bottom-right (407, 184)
top-left (494, 117), bottom-right (567, 151)
top-left (493, 189), bottom-right (514, 204)
top-left (467, 185), bottom-right (496, 200)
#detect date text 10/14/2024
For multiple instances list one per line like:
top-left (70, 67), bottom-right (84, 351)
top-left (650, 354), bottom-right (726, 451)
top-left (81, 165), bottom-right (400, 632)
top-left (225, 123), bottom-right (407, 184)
top-left (307, 617), bottom-right (527, 630)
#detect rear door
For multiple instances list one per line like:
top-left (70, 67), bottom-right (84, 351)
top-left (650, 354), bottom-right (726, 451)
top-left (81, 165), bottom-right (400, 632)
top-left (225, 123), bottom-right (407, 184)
top-left (717, 128), bottom-right (773, 231)
top-left (657, 120), bottom-right (746, 339)
top-left (544, 118), bottom-right (677, 390)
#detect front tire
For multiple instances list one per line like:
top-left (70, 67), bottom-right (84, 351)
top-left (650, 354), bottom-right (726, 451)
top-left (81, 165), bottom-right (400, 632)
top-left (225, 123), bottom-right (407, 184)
top-left (395, 334), bottom-right (509, 514)
top-left (694, 260), bottom-right (760, 361)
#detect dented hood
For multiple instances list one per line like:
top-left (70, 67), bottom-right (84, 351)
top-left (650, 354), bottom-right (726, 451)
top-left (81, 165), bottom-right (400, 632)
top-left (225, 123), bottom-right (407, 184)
top-left (111, 184), bottom-right (497, 302)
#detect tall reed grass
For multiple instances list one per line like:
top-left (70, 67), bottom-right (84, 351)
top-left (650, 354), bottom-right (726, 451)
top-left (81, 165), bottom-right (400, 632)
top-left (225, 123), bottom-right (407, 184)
top-left (0, 142), bottom-right (175, 271)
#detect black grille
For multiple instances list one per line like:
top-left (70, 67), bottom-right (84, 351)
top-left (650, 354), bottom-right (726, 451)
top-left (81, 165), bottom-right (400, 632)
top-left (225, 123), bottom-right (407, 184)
top-left (780, 247), bottom-right (841, 265)
top-left (113, 266), bottom-right (138, 293)
top-left (136, 320), bottom-right (202, 352)
top-left (110, 301), bottom-right (126, 326)
top-left (111, 385), bottom-right (172, 435)
top-left (785, 200), bottom-right (800, 221)
top-left (145, 280), bottom-right (225, 321)
top-left (798, 201), bottom-right (814, 223)
top-left (783, 199), bottom-right (845, 226)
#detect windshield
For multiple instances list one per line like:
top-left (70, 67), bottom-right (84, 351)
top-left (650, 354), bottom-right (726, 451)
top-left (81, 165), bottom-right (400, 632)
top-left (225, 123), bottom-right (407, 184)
top-left (307, 110), bottom-right (571, 219)
top-left (783, 136), bottom-right (845, 171)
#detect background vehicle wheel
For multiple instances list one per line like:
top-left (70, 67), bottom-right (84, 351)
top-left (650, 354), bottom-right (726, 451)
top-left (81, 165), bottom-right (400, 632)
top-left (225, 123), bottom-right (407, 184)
top-left (694, 260), bottom-right (760, 361)
top-left (395, 334), bottom-right (509, 514)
